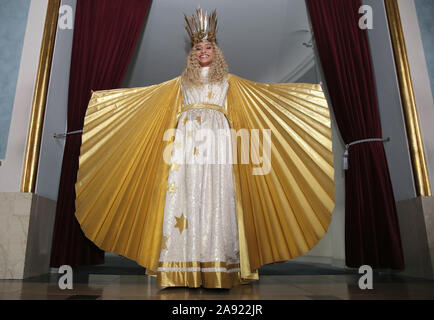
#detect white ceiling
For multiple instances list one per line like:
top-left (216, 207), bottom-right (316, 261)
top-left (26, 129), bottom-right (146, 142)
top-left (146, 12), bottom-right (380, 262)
top-left (122, 0), bottom-right (318, 88)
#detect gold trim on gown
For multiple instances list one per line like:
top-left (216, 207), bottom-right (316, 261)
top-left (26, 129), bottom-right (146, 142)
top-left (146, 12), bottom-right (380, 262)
top-left (74, 74), bottom-right (335, 286)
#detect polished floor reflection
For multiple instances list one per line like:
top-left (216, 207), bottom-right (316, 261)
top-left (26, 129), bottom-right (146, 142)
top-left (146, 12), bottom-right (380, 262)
top-left (1, 262), bottom-right (433, 300)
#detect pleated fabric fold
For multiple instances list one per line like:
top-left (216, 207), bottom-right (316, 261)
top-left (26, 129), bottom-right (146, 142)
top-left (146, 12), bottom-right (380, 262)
top-left (74, 74), bottom-right (335, 282)
top-left (75, 77), bottom-right (183, 272)
top-left (226, 74), bottom-right (335, 274)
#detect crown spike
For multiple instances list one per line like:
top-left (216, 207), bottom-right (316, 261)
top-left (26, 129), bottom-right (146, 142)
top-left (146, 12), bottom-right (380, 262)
top-left (184, 7), bottom-right (218, 46)
top-left (204, 12), bottom-right (208, 32)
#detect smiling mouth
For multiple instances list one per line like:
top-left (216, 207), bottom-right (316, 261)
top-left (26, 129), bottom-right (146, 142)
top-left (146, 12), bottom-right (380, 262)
top-left (200, 55), bottom-right (209, 59)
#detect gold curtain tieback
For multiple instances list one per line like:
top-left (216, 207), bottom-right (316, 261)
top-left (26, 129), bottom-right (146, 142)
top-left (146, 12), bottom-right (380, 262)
top-left (343, 137), bottom-right (390, 170)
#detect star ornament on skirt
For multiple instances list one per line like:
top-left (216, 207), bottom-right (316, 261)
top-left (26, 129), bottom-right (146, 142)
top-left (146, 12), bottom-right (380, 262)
top-left (170, 161), bottom-right (180, 171)
top-left (175, 213), bottom-right (188, 234)
top-left (167, 183), bottom-right (178, 194)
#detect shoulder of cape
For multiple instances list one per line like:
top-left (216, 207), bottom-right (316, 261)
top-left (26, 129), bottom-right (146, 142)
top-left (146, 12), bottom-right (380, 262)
top-left (90, 76), bottom-right (182, 99)
top-left (227, 73), bottom-right (271, 84)
top-left (227, 73), bottom-right (323, 91)
top-left (226, 73), bottom-right (276, 87)
top-left (89, 74), bottom-right (322, 100)
top-left (226, 73), bottom-right (260, 93)
top-left (89, 73), bottom-right (268, 99)
top-left (227, 73), bottom-right (246, 84)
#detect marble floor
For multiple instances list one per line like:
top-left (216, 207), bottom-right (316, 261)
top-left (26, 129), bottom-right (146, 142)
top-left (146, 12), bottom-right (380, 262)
top-left (1, 271), bottom-right (433, 300)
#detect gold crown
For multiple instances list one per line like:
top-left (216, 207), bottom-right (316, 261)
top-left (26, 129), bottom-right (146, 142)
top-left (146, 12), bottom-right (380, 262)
top-left (184, 6), bottom-right (218, 46)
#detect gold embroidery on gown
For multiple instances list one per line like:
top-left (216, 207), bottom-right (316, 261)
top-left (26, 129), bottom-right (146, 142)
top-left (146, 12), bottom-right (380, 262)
top-left (74, 73), bottom-right (335, 288)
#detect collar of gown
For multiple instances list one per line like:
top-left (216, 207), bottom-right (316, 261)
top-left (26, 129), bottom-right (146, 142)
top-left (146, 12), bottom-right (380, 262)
top-left (200, 66), bottom-right (210, 79)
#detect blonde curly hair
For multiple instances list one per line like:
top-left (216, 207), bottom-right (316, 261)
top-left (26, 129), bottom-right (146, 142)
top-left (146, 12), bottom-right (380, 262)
top-left (181, 43), bottom-right (228, 88)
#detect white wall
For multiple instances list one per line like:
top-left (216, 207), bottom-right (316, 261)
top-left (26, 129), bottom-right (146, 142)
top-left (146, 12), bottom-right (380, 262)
top-left (362, 0), bottom-right (416, 201)
top-left (122, 0), bottom-right (317, 87)
top-left (36, 0), bottom-right (76, 201)
top-left (0, 0), bottom-right (48, 192)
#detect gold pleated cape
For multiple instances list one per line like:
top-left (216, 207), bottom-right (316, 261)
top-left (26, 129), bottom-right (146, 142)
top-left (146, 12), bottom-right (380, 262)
top-left (75, 74), bottom-right (335, 281)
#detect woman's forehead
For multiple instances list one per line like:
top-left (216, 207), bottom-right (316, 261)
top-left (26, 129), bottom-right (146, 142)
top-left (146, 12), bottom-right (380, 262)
top-left (195, 41), bottom-right (213, 48)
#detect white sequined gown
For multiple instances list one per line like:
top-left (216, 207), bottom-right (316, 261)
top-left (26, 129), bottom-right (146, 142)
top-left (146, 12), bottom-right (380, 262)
top-left (156, 67), bottom-right (240, 288)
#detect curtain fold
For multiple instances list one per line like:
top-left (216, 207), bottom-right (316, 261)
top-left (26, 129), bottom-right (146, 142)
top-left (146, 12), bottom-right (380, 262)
top-left (305, 0), bottom-right (404, 269)
top-left (50, 0), bottom-right (151, 267)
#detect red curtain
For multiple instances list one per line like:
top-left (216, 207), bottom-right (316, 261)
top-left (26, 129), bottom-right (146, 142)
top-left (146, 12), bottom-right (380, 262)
top-left (50, 0), bottom-right (151, 267)
top-left (306, 0), bottom-right (404, 269)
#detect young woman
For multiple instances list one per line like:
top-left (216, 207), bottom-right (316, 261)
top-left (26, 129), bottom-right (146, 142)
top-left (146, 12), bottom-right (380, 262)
top-left (157, 36), bottom-right (240, 288)
top-left (74, 8), bottom-right (335, 289)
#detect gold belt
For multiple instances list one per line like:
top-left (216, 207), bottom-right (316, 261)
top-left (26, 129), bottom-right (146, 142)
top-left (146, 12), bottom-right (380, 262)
top-left (176, 102), bottom-right (229, 119)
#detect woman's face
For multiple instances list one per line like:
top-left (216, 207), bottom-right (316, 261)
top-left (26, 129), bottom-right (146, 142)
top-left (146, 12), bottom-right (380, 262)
top-left (194, 41), bottom-right (214, 67)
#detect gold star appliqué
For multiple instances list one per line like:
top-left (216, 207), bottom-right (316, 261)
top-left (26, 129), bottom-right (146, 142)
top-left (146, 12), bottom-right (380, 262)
top-left (174, 213), bottom-right (188, 234)
top-left (195, 116), bottom-right (201, 123)
top-left (193, 146), bottom-right (199, 155)
top-left (170, 162), bottom-right (180, 171)
top-left (167, 183), bottom-right (178, 194)
top-left (207, 91), bottom-right (214, 99)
